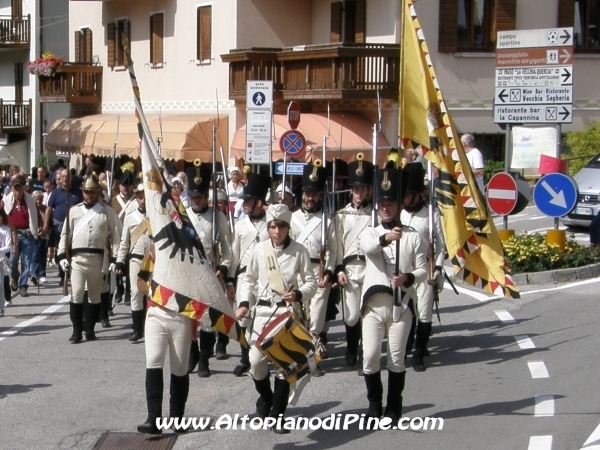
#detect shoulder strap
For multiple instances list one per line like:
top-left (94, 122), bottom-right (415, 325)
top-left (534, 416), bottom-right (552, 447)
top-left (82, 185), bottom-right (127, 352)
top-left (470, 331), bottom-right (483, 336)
top-left (72, 203), bottom-right (103, 241)
top-left (263, 241), bottom-right (287, 295)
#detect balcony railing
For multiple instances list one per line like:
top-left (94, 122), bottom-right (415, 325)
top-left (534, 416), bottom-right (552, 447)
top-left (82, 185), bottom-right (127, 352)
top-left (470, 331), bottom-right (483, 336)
top-left (38, 63), bottom-right (103, 103)
top-left (0, 99), bottom-right (31, 132)
top-left (0, 15), bottom-right (30, 49)
top-left (221, 43), bottom-right (400, 101)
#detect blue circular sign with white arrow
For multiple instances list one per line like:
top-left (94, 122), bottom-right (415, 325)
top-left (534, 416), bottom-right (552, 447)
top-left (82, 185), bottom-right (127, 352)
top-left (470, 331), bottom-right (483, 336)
top-left (533, 173), bottom-right (578, 218)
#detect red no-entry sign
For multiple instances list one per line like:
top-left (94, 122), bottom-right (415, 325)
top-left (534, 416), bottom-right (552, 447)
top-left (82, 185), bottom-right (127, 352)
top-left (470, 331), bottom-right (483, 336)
top-left (487, 173), bottom-right (518, 215)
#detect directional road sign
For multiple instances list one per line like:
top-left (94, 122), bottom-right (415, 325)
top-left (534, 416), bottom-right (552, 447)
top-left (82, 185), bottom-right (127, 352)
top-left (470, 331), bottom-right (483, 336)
top-left (487, 173), bottom-right (519, 215)
top-left (495, 66), bottom-right (572, 87)
top-left (275, 162), bottom-right (307, 176)
top-left (496, 47), bottom-right (573, 67)
top-left (495, 86), bottom-right (572, 105)
top-left (280, 129), bottom-right (306, 158)
top-left (533, 173), bottom-right (578, 217)
top-left (497, 28), bottom-right (573, 49)
top-left (494, 104), bottom-right (572, 124)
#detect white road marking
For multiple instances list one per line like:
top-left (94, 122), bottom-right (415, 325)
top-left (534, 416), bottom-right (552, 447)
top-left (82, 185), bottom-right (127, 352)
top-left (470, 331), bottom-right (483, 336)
top-left (580, 422), bottom-right (600, 449)
top-left (443, 283), bottom-right (503, 302)
top-left (534, 395), bottom-right (555, 417)
top-left (495, 310), bottom-right (516, 323)
top-left (521, 278), bottom-right (600, 295)
top-left (529, 435), bottom-right (553, 450)
top-left (528, 361), bottom-right (550, 379)
top-left (529, 225), bottom-right (567, 233)
top-left (515, 335), bottom-right (536, 349)
top-left (0, 296), bottom-right (70, 342)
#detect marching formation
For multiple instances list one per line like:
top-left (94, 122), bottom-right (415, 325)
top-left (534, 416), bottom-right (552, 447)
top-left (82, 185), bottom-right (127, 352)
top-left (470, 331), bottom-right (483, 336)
top-left (21, 149), bottom-right (446, 434)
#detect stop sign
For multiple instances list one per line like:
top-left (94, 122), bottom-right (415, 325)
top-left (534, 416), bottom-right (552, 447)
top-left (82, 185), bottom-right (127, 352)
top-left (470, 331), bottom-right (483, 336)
top-left (487, 173), bottom-right (518, 215)
top-left (287, 101), bottom-right (301, 129)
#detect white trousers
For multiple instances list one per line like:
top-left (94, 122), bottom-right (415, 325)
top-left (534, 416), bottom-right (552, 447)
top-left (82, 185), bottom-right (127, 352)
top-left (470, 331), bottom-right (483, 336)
top-left (145, 306), bottom-right (193, 377)
top-left (247, 304), bottom-right (288, 380)
top-left (71, 254), bottom-right (104, 304)
top-left (129, 258), bottom-right (144, 311)
top-left (302, 263), bottom-right (330, 334)
top-left (415, 281), bottom-right (435, 323)
top-left (341, 261), bottom-right (365, 327)
top-left (362, 292), bottom-right (413, 375)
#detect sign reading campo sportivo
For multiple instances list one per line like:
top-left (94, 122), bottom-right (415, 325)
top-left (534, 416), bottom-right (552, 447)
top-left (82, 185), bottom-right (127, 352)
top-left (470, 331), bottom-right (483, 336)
top-left (494, 28), bottom-right (574, 124)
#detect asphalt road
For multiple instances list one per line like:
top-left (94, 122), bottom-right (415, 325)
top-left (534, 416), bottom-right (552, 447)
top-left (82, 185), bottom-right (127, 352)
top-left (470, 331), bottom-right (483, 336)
top-left (0, 209), bottom-right (598, 450)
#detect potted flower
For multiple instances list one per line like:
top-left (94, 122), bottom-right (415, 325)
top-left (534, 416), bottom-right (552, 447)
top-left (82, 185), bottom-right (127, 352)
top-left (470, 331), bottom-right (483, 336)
top-left (27, 51), bottom-right (66, 77)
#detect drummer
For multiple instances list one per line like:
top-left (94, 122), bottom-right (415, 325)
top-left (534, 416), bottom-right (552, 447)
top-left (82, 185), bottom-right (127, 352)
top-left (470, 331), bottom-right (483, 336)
top-left (235, 204), bottom-right (317, 434)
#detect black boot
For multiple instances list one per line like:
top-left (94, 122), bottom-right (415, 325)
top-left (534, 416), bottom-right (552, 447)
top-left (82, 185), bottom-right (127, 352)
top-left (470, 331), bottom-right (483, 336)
top-left (271, 377), bottom-right (290, 434)
top-left (253, 376), bottom-right (273, 418)
top-left (345, 322), bottom-right (361, 367)
top-left (99, 291), bottom-right (112, 328)
top-left (215, 332), bottom-right (229, 360)
top-left (84, 302), bottom-right (100, 341)
top-left (318, 331), bottom-right (329, 359)
top-left (233, 345), bottom-right (251, 377)
top-left (114, 274), bottom-right (124, 304)
top-left (137, 368), bottom-right (164, 435)
top-left (198, 330), bottom-right (215, 378)
top-left (412, 321), bottom-right (432, 372)
top-left (129, 310), bottom-right (145, 342)
top-left (69, 303), bottom-right (84, 344)
top-left (364, 371), bottom-right (383, 418)
top-left (188, 340), bottom-right (200, 374)
top-left (405, 317), bottom-right (417, 356)
top-left (169, 373), bottom-right (190, 433)
top-left (384, 371), bottom-right (406, 421)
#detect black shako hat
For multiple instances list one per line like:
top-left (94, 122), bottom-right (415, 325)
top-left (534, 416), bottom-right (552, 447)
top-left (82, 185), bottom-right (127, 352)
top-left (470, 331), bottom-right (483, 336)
top-left (404, 162), bottom-right (426, 194)
top-left (375, 167), bottom-right (408, 202)
top-left (186, 164), bottom-right (212, 197)
top-left (348, 155), bottom-right (374, 187)
top-left (302, 161), bottom-right (327, 192)
top-left (241, 173), bottom-right (271, 201)
top-left (119, 170), bottom-right (135, 186)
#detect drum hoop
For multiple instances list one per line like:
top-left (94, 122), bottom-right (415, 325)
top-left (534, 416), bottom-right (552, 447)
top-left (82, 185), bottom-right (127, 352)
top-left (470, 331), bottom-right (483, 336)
top-left (255, 310), bottom-right (292, 349)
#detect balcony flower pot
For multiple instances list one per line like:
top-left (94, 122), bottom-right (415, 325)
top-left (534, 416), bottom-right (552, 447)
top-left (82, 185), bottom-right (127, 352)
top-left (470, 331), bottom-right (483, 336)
top-left (27, 52), bottom-right (65, 77)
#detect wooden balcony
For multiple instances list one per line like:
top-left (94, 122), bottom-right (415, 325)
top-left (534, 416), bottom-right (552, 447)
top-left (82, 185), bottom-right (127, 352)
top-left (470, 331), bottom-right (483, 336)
top-left (0, 99), bottom-right (31, 133)
top-left (38, 63), bottom-right (103, 103)
top-left (221, 43), bottom-right (400, 101)
top-left (0, 15), bottom-right (30, 50)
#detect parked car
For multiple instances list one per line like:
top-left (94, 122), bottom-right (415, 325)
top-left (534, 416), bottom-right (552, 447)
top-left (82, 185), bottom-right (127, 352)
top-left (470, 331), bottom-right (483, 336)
top-left (561, 153), bottom-right (600, 227)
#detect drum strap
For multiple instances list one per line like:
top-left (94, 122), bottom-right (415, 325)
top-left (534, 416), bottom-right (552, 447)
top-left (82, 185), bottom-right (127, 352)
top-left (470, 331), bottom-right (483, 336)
top-left (263, 241), bottom-right (287, 295)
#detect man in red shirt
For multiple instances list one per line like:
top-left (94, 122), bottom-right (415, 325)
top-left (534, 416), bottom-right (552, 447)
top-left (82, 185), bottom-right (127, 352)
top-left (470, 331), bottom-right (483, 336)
top-left (1, 175), bottom-right (40, 298)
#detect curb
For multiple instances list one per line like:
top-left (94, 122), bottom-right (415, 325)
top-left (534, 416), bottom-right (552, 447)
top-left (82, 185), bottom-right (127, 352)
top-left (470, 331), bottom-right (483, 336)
top-left (514, 262), bottom-right (600, 285)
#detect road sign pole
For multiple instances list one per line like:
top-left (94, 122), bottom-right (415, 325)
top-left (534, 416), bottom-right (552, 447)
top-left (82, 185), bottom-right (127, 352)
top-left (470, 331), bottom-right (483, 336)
top-left (503, 124), bottom-right (512, 230)
top-left (554, 123), bottom-right (562, 230)
top-left (281, 153), bottom-right (287, 204)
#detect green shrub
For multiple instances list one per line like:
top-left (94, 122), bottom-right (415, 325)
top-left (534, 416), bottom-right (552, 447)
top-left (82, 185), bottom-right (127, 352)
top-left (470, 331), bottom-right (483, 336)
top-left (563, 119), bottom-right (600, 176)
top-left (503, 232), bottom-right (600, 274)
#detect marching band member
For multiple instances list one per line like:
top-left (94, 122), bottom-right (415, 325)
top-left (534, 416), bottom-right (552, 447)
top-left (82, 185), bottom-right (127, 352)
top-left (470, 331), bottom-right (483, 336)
top-left (234, 204), bottom-right (317, 434)
top-left (400, 163), bottom-right (445, 372)
top-left (335, 155), bottom-right (374, 367)
top-left (184, 164), bottom-right (232, 378)
top-left (290, 162), bottom-right (336, 376)
top-left (116, 181), bottom-right (151, 342)
top-left (227, 173), bottom-right (271, 376)
top-left (58, 174), bottom-right (122, 344)
top-left (359, 166), bottom-right (427, 419)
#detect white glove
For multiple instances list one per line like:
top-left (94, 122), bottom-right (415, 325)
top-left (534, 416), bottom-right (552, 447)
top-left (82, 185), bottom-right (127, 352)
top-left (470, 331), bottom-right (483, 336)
top-left (427, 270), bottom-right (441, 286)
top-left (108, 263), bottom-right (116, 273)
top-left (59, 259), bottom-right (70, 272)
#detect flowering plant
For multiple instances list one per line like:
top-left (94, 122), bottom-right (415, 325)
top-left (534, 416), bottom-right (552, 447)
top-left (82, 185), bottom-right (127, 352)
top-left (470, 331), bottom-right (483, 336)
top-left (26, 51), bottom-right (65, 77)
top-left (502, 232), bottom-right (600, 274)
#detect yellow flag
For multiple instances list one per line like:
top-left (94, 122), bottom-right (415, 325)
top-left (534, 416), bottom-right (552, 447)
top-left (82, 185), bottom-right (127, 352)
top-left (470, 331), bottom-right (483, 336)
top-left (399, 0), bottom-right (519, 299)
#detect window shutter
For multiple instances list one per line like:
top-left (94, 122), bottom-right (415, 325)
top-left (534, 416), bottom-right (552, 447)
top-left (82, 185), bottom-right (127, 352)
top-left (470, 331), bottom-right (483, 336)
top-left (123, 19), bottom-right (131, 66)
top-left (151, 14), bottom-right (164, 64)
top-left (438, 0), bottom-right (458, 52)
top-left (494, 0), bottom-right (517, 36)
top-left (12, 0), bottom-right (22, 18)
top-left (84, 28), bottom-right (93, 63)
top-left (198, 6), bottom-right (212, 60)
top-left (557, 0), bottom-right (575, 27)
top-left (330, 2), bottom-right (342, 43)
top-left (14, 63), bottom-right (23, 105)
top-left (354, 0), bottom-right (366, 43)
top-left (107, 22), bottom-right (115, 67)
top-left (74, 30), bottom-right (81, 63)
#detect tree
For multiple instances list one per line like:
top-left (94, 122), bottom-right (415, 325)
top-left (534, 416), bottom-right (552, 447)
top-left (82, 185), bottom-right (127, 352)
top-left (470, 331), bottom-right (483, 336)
top-left (563, 119), bottom-right (600, 176)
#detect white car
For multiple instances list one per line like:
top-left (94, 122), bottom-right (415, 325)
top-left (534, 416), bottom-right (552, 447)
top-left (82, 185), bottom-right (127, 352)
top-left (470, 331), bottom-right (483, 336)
top-left (561, 153), bottom-right (600, 227)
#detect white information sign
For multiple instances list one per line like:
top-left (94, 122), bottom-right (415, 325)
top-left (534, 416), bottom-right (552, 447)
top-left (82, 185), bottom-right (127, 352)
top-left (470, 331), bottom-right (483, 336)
top-left (495, 66), bottom-right (572, 87)
top-left (494, 105), bottom-right (572, 124)
top-left (510, 126), bottom-right (558, 169)
top-left (495, 86), bottom-right (573, 105)
top-left (245, 109), bottom-right (272, 164)
top-left (246, 81), bottom-right (273, 110)
top-left (497, 28), bottom-right (573, 49)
